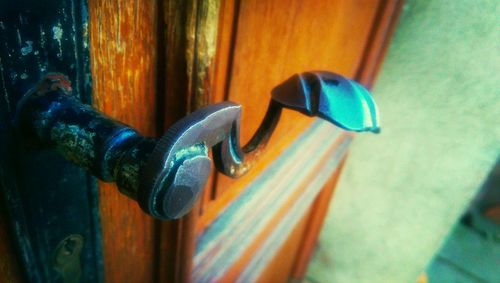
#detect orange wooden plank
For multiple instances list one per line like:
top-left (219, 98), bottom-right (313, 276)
top-left (256, 206), bottom-right (314, 283)
top-left (291, 157), bottom-right (347, 278)
top-left (88, 1), bottom-right (158, 282)
top-left (219, 136), bottom-right (347, 282)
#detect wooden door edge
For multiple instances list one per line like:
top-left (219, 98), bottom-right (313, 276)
top-left (289, 157), bottom-right (347, 279)
top-left (356, 0), bottom-right (405, 88)
top-left (157, 1), bottom-right (223, 282)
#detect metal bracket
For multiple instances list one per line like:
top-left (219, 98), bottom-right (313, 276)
top-left (0, 1), bottom-right (102, 282)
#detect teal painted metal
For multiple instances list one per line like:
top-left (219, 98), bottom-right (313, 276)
top-left (271, 72), bottom-right (380, 133)
top-left (0, 1), bottom-right (102, 282)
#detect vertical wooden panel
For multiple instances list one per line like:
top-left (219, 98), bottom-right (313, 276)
top-left (88, 1), bottom-right (158, 282)
top-left (207, 0), bottom-right (239, 201)
top-left (291, 158), bottom-right (347, 278)
top-left (160, 0), bottom-right (191, 129)
top-left (158, 1), bottom-right (222, 282)
top-left (215, 132), bottom-right (349, 282)
top-left (256, 206), bottom-right (314, 283)
top-left (210, 0), bottom-right (238, 105)
top-left (254, 161), bottom-right (345, 282)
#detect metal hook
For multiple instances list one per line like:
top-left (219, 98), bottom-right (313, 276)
top-left (16, 71), bottom-right (379, 220)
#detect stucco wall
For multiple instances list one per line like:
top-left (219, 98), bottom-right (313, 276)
top-left (307, 0), bottom-right (500, 282)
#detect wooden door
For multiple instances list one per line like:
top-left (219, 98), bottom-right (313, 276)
top-left (0, 0), bottom-right (402, 282)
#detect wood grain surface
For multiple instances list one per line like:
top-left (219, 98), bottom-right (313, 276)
top-left (157, 1), bottom-right (222, 282)
top-left (88, 1), bottom-right (158, 282)
top-left (256, 199), bottom-right (315, 283)
top-left (291, 157), bottom-right (347, 278)
top-left (222, 134), bottom-right (351, 282)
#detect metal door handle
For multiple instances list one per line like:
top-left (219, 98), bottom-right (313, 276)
top-left (15, 71), bottom-right (379, 220)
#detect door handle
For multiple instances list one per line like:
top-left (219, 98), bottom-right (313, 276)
top-left (15, 71), bottom-right (379, 220)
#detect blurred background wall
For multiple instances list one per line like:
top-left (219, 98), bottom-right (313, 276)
top-left (306, 0), bottom-right (500, 282)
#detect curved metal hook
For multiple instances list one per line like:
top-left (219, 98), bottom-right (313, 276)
top-left (214, 71), bottom-right (380, 177)
top-left (139, 71), bottom-right (379, 219)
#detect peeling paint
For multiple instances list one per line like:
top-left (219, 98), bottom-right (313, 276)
top-left (52, 122), bottom-right (97, 169)
top-left (70, 0), bottom-right (80, 93)
top-left (53, 25), bottom-right (63, 40)
top-left (52, 24), bottom-right (63, 57)
top-left (18, 14), bottom-right (26, 25)
top-left (82, 23), bottom-right (88, 48)
top-left (39, 25), bottom-right (46, 50)
top-left (61, 7), bottom-right (68, 22)
top-left (16, 29), bottom-right (22, 46)
top-left (0, 2), bottom-right (101, 281)
top-left (0, 57), bottom-right (10, 111)
top-left (20, 40), bottom-right (33, 55)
